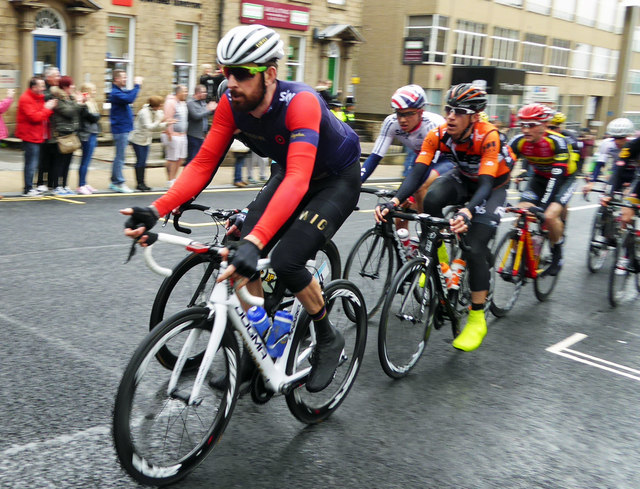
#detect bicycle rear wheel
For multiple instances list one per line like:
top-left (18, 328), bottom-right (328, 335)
top-left (285, 280), bottom-right (367, 424)
top-left (490, 231), bottom-right (524, 317)
top-left (587, 207), bottom-right (611, 273)
top-left (343, 227), bottom-right (395, 319)
top-left (533, 233), bottom-right (560, 301)
top-left (113, 307), bottom-right (240, 486)
top-left (378, 257), bottom-right (434, 379)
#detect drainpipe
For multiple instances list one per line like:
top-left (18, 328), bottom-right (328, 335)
top-left (218, 0), bottom-right (225, 44)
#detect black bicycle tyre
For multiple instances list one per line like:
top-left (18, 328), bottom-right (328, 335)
top-left (587, 207), bottom-right (611, 273)
top-left (343, 227), bottom-right (396, 319)
top-left (113, 307), bottom-right (240, 486)
top-left (608, 237), bottom-right (637, 307)
top-left (149, 253), bottom-right (220, 370)
top-left (533, 233), bottom-right (560, 302)
top-left (285, 279), bottom-right (367, 424)
top-left (490, 231), bottom-right (524, 317)
top-left (378, 257), bottom-right (434, 379)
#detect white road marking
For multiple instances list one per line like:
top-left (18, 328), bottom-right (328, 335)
top-left (1, 425), bottom-right (110, 456)
top-left (547, 333), bottom-right (640, 382)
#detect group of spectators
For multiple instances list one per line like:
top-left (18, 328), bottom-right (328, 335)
top-left (8, 63), bottom-right (238, 197)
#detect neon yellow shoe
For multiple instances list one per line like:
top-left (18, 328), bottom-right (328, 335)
top-left (419, 272), bottom-right (426, 288)
top-left (452, 309), bottom-right (487, 352)
top-left (437, 243), bottom-right (449, 265)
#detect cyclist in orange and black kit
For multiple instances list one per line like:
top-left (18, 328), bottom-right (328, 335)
top-left (375, 84), bottom-right (515, 352)
top-left (510, 103), bottom-right (578, 276)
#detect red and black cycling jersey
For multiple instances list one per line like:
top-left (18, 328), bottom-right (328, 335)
top-left (152, 79), bottom-right (360, 246)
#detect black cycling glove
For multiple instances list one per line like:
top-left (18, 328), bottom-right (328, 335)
top-left (379, 201), bottom-right (397, 215)
top-left (231, 239), bottom-right (261, 280)
top-left (124, 206), bottom-right (159, 231)
top-left (228, 210), bottom-right (247, 231)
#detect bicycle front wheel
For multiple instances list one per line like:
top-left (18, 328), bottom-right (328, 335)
top-left (285, 280), bottom-right (367, 424)
top-left (490, 231), bottom-right (524, 317)
top-left (533, 234), bottom-right (560, 301)
top-left (113, 307), bottom-right (240, 486)
top-left (587, 207), bottom-right (611, 273)
top-left (378, 257), bottom-right (434, 379)
top-left (343, 227), bottom-right (395, 319)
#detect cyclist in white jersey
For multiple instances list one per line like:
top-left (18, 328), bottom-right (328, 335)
top-left (360, 85), bottom-right (449, 211)
top-left (583, 117), bottom-right (635, 195)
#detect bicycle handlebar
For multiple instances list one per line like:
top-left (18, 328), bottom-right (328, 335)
top-left (139, 232), bottom-right (266, 307)
top-left (361, 187), bottom-right (396, 199)
top-left (390, 211), bottom-right (472, 252)
top-left (170, 203), bottom-right (239, 235)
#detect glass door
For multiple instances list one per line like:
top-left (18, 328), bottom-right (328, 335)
top-left (33, 35), bottom-right (61, 75)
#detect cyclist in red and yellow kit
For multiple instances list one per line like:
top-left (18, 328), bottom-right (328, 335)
top-left (375, 84), bottom-right (515, 352)
top-left (510, 103), bottom-right (578, 276)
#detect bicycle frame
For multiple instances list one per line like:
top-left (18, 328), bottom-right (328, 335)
top-left (497, 209), bottom-right (543, 280)
top-left (142, 233), bottom-right (319, 405)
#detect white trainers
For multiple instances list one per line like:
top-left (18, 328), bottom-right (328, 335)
top-left (36, 185), bottom-right (49, 193)
top-left (53, 186), bottom-right (66, 195)
top-left (63, 186), bottom-right (75, 195)
top-left (109, 183), bottom-right (134, 193)
top-left (615, 256), bottom-right (629, 275)
top-left (77, 185), bottom-right (92, 195)
top-left (23, 188), bottom-right (41, 197)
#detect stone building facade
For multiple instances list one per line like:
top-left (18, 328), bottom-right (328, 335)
top-left (1, 0), bottom-right (364, 136)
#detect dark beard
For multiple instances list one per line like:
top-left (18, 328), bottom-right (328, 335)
top-left (230, 75), bottom-right (266, 112)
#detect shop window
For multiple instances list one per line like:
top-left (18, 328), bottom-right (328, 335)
top-left (105, 15), bottom-right (135, 97)
top-left (173, 23), bottom-right (198, 92)
top-left (407, 15), bottom-right (449, 64)
top-left (286, 36), bottom-right (305, 82)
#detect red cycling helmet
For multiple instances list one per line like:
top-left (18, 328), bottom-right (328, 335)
top-left (517, 104), bottom-right (554, 123)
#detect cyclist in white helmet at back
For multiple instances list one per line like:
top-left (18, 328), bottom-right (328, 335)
top-left (360, 85), bottom-right (448, 213)
top-left (583, 117), bottom-right (636, 195)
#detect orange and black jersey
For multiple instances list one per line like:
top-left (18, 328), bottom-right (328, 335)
top-left (395, 121), bottom-right (515, 210)
top-left (510, 130), bottom-right (575, 178)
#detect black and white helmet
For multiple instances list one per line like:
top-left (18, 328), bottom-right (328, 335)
top-left (606, 118), bottom-right (635, 138)
top-left (216, 25), bottom-right (284, 65)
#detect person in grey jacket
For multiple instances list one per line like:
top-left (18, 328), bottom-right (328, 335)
top-left (129, 96), bottom-right (171, 191)
top-left (49, 76), bottom-right (80, 195)
top-left (186, 84), bottom-right (217, 165)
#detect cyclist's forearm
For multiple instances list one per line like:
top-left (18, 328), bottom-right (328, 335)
top-left (360, 153), bottom-right (382, 183)
top-left (591, 160), bottom-right (606, 181)
top-left (396, 163), bottom-right (430, 203)
top-left (466, 175), bottom-right (494, 212)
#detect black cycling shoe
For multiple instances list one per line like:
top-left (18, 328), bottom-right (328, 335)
top-left (306, 328), bottom-right (345, 393)
top-left (208, 353), bottom-right (255, 396)
top-left (546, 244), bottom-right (563, 276)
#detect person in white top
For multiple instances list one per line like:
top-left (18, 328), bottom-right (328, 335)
top-left (582, 117), bottom-right (636, 195)
top-left (360, 85), bottom-right (449, 211)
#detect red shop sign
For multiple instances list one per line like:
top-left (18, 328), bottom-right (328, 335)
top-left (240, 0), bottom-right (310, 31)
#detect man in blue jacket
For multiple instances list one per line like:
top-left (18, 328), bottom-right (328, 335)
top-left (109, 70), bottom-right (142, 193)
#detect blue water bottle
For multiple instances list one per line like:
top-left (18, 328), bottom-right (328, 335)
top-left (266, 310), bottom-right (293, 358)
top-left (246, 306), bottom-right (271, 340)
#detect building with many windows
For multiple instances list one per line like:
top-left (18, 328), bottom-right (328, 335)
top-left (356, 0), bottom-right (640, 134)
top-left (0, 0), bottom-right (364, 135)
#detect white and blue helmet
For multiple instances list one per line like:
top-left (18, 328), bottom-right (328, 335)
top-left (216, 25), bottom-right (284, 65)
top-left (391, 85), bottom-right (427, 110)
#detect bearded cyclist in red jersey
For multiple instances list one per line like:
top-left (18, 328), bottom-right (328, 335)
top-left (375, 84), bottom-right (515, 352)
top-left (121, 24), bottom-right (362, 393)
top-left (510, 103), bottom-right (578, 276)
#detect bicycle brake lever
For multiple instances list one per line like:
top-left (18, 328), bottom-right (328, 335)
top-left (124, 239), bottom-right (138, 264)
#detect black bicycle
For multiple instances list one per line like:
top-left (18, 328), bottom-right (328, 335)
top-left (607, 200), bottom-right (640, 307)
top-left (377, 211), bottom-right (482, 379)
top-left (584, 182), bottom-right (622, 273)
top-left (148, 203), bottom-right (342, 369)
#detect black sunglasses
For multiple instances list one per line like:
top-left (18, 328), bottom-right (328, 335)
top-left (444, 105), bottom-right (476, 116)
top-left (222, 65), bottom-right (268, 82)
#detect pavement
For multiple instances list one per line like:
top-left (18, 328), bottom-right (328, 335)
top-left (0, 140), bottom-right (404, 198)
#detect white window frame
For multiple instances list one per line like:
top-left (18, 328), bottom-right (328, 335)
top-left (407, 15), bottom-right (449, 64)
top-left (33, 8), bottom-right (68, 76)
top-left (286, 35), bottom-right (306, 82)
top-left (570, 42), bottom-right (591, 78)
top-left (489, 28), bottom-right (519, 68)
top-left (521, 34), bottom-right (546, 73)
top-left (590, 46), bottom-right (611, 80)
top-left (173, 22), bottom-right (199, 94)
top-left (105, 15), bottom-right (135, 98)
top-left (453, 21), bottom-right (487, 66)
top-left (575, 0), bottom-right (597, 27)
top-left (552, 0), bottom-right (575, 21)
top-left (627, 70), bottom-right (640, 94)
top-left (495, 0), bottom-right (523, 7)
top-left (548, 39), bottom-right (570, 76)
top-left (526, 0), bottom-right (551, 15)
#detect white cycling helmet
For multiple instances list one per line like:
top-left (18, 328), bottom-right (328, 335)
top-left (391, 85), bottom-right (427, 110)
top-left (606, 118), bottom-right (635, 138)
top-left (216, 24), bottom-right (284, 65)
